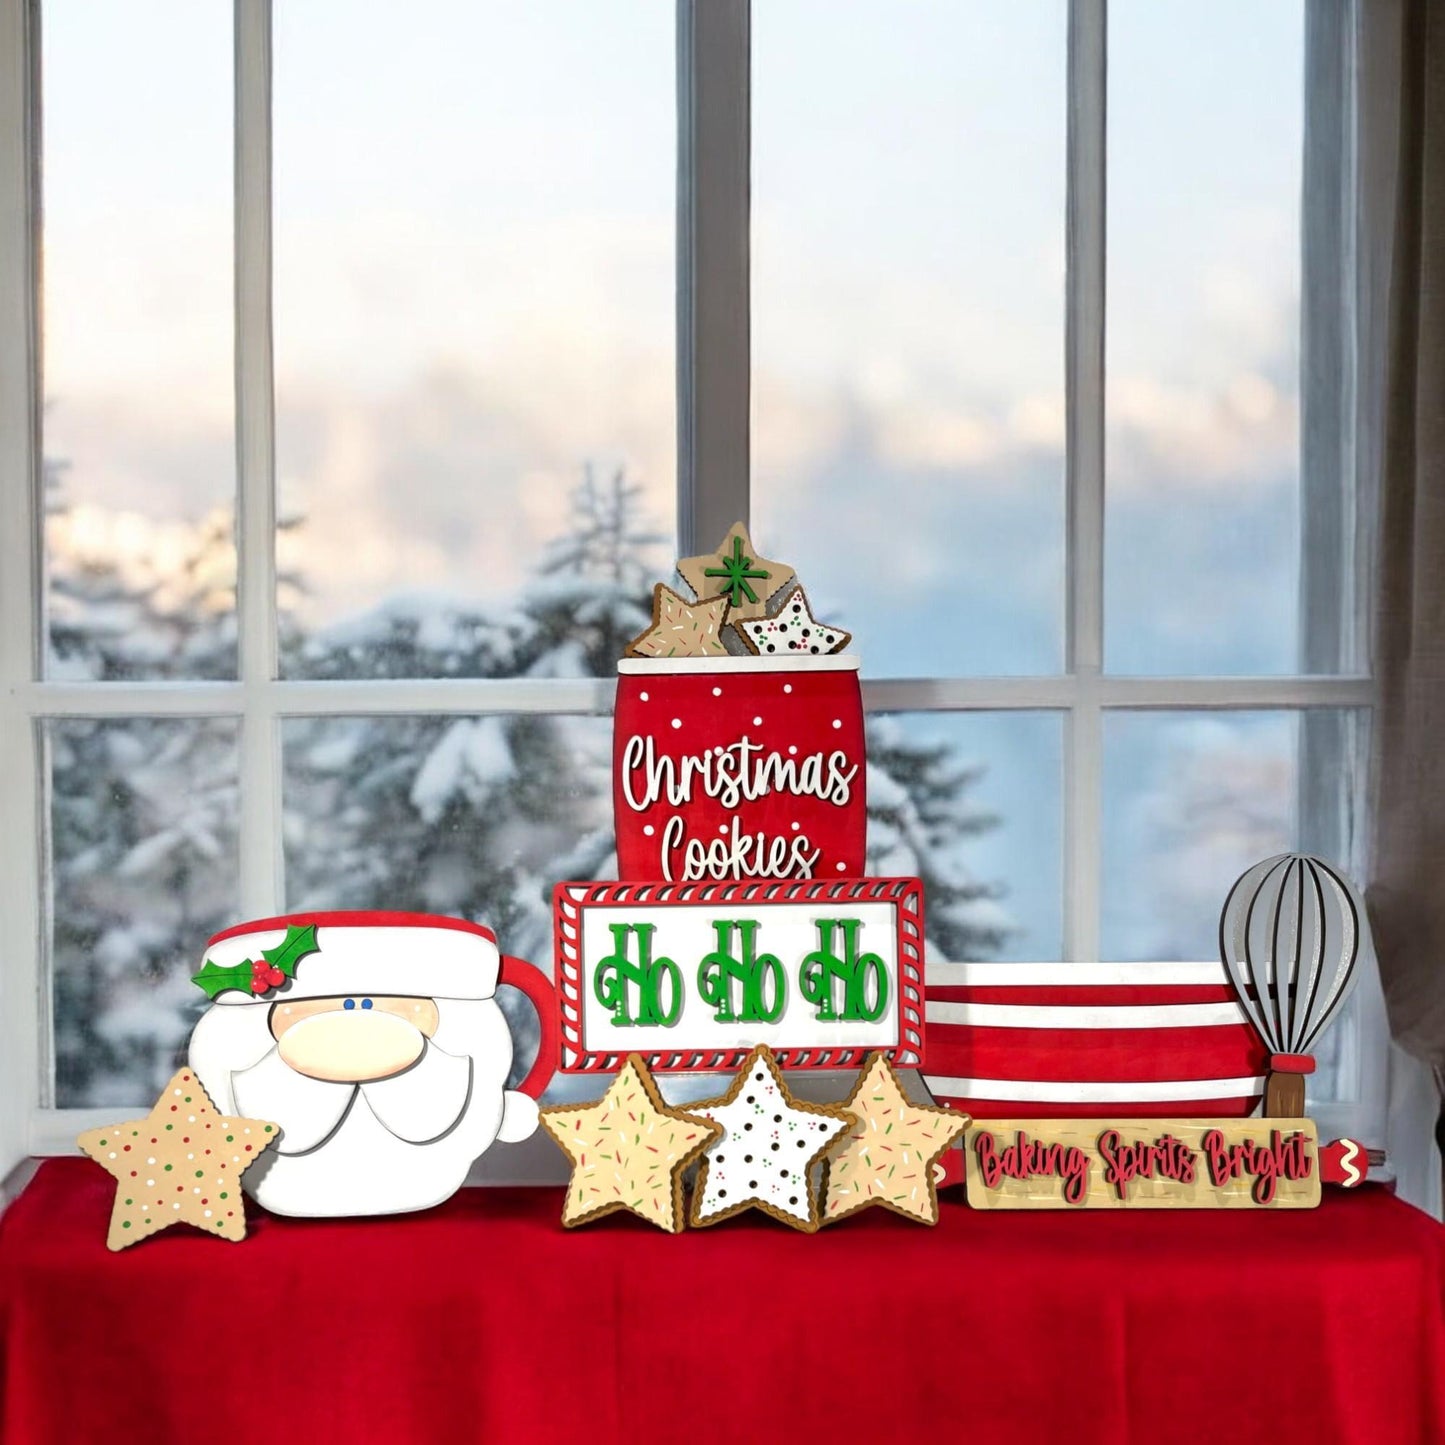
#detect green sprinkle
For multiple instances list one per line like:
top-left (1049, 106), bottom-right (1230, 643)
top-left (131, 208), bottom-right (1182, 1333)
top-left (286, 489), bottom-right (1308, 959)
top-left (220, 1191), bottom-right (228, 1199)
top-left (195, 1170), bottom-right (204, 1178)
top-left (122, 1221), bottom-right (131, 1229)
top-left (163, 1164), bottom-right (172, 1172)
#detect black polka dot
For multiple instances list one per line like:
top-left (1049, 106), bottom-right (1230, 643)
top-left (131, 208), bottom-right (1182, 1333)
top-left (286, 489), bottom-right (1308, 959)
top-left (746, 1094), bottom-right (754, 1103)
top-left (749, 1180), bottom-right (757, 1189)
top-left (715, 1154), bottom-right (724, 1163)
top-left (744, 1154), bottom-right (753, 1163)
top-left (773, 1114), bottom-right (781, 1122)
top-left (781, 1169), bottom-right (790, 1179)
top-left (797, 1140), bottom-right (806, 1148)
top-left (754, 1072), bottom-right (764, 1081)
top-left (789, 1196), bottom-right (798, 1205)
top-left (810, 645), bottom-right (819, 653)
top-left (745, 1123), bottom-right (753, 1131)
top-left (718, 1189), bottom-right (726, 1198)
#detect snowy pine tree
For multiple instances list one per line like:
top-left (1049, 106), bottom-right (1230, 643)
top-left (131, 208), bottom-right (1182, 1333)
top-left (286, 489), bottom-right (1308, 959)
top-left (283, 468), bottom-right (658, 958)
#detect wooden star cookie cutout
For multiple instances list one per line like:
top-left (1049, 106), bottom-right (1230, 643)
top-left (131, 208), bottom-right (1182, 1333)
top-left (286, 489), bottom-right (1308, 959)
top-left (821, 1052), bottom-right (970, 1226)
top-left (689, 1045), bottom-right (855, 1233)
top-left (677, 522), bottom-right (794, 624)
top-left (539, 1055), bottom-right (721, 1232)
top-left (625, 583), bottom-right (732, 658)
top-left (737, 583), bottom-right (852, 657)
top-left (76, 1068), bottom-right (280, 1250)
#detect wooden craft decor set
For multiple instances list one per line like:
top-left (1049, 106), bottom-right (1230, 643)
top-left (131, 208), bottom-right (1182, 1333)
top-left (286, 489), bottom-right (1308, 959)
top-left (75, 526), bottom-right (1369, 1247)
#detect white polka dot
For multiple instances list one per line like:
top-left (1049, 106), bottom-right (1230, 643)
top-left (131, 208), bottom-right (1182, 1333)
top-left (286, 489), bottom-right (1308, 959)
top-left (108, 1152), bottom-right (116, 1159)
top-left (146, 1179), bottom-right (155, 1187)
top-left (832, 719), bottom-right (842, 729)
top-left (791, 822), bottom-right (800, 832)
top-left (203, 1209), bottom-right (212, 1218)
top-left (788, 746), bottom-right (797, 756)
top-left (193, 1187), bottom-right (201, 1194)
top-left (642, 825), bottom-right (654, 836)
top-left (147, 1157), bottom-right (156, 1165)
top-left (639, 691), bottom-right (649, 702)
top-left (173, 1089), bottom-right (182, 1097)
top-left (186, 1153), bottom-right (194, 1160)
top-left (671, 718), bottom-right (682, 729)
top-left (188, 1115), bottom-right (196, 1123)
top-left (783, 684), bottom-right (793, 694)
top-left (173, 1202), bottom-right (181, 1210)
top-left (751, 716), bottom-right (762, 726)
top-left (712, 686), bottom-right (722, 697)
top-left (718, 824), bottom-right (728, 835)
top-left (141, 1205), bottom-right (148, 1212)
top-left (836, 862), bottom-right (847, 872)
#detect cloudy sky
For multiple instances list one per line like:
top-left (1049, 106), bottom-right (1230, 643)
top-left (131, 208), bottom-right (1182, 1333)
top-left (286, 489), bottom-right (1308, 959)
top-left (39, 0), bottom-right (1328, 962)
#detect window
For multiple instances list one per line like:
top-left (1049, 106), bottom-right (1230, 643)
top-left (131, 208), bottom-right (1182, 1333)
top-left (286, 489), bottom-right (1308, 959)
top-left (0, 0), bottom-right (1384, 1172)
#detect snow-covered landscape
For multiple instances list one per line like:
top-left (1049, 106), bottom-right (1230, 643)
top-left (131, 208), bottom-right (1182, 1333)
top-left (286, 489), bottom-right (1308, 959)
top-left (47, 468), bottom-right (1011, 1106)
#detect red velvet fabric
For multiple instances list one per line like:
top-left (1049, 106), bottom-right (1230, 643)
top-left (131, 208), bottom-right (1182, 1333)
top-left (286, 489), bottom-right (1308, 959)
top-left (3, 1158), bottom-right (1444, 1445)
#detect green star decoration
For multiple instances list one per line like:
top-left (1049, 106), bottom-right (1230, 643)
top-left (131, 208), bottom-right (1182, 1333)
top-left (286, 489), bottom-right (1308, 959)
top-left (704, 534), bottom-right (769, 608)
top-left (678, 523), bottom-right (793, 624)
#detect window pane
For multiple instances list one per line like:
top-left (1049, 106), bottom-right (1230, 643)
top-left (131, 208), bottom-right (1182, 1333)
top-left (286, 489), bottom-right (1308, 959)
top-left (48, 717), bottom-right (241, 1106)
top-left (1106, 2), bottom-right (1306, 674)
top-left (867, 711), bottom-right (1063, 962)
top-left (274, 3), bottom-right (675, 679)
top-left (42, 2), bottom-right (235, 682)
top-left (752, 2), bottom-right (1067, 677)
top-left (1101, 709), bottom-right (1368, 961)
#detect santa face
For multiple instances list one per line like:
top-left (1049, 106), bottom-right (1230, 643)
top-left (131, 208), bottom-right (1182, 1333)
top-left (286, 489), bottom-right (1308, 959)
top-left (268, 994), bottom-right (442, 1082)
top-left (186, 915), bottom-right (553, 1217)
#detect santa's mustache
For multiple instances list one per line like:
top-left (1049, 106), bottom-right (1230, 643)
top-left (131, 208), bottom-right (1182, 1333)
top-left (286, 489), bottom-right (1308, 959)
top-left (232, 1036), bottom-right (474, 1155)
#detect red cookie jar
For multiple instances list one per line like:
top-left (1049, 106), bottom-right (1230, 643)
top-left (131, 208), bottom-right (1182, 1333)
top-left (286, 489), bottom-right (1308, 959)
top-left (613, 655), bottom-right (867, 884)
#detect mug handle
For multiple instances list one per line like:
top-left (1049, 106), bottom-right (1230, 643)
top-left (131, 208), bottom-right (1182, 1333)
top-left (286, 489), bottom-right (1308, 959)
top-left (498, 954), bottom-right (559, 1100)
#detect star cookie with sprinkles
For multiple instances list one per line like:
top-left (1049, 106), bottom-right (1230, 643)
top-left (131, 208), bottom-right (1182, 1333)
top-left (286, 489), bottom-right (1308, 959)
top-left (821, 1052), bottom-right (970, 1226)
top-left (677, 522), bottom-right (794, 625)
top-left (689, 1045), bottom-right (855, 1233)
top-left (737, 583), bottom-right (852, 657)
top-left (76, 1069), bottom-right (279, 1250)
top-left (625, 583), bottom-right (732, 659)
top-left (539, 1055), bottom-right (721, 1232)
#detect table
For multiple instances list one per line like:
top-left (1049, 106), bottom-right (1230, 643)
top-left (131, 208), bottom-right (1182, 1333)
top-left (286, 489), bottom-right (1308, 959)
top-left (3, 1159), bottom-right (1443, 1444)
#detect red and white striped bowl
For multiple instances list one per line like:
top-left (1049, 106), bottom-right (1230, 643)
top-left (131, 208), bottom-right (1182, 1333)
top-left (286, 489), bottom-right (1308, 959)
top-left (923, 962), bottom-right (1266, 1119)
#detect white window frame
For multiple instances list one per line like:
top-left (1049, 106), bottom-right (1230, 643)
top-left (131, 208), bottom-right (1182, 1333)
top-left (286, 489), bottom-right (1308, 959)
top-left (0, 0), bottom-right (1385, 1178)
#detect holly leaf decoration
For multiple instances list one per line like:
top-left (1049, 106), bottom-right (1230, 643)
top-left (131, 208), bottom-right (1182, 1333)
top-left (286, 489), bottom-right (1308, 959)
top-left (191, 922), bottom-right (321, 1001)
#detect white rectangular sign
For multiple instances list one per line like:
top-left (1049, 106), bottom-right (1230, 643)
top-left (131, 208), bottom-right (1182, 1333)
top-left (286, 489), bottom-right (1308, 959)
top-left (554, 879), bottom-right (924, 1071)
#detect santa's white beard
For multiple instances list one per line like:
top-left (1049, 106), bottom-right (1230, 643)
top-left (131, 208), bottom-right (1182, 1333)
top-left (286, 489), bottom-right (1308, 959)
top-left (189, 997), bottom-right (522, 1216)
top-left (231, 1039), bottom-right (473, 1155)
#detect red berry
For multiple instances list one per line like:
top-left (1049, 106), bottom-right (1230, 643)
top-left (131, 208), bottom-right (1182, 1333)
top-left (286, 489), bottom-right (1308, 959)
top-left (268, 967), bottom-right (285, 986)
top-left (250, 978), bottom-right (268, 995)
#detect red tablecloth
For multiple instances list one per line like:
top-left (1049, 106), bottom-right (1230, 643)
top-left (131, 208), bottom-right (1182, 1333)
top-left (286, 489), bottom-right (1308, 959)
top-left (3, 1158), bottom-right (1444, 1445)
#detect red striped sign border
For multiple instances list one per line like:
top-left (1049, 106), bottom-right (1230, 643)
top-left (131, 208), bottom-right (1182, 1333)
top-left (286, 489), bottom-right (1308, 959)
top-left (554, 877), bottom-right (925, 1072)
